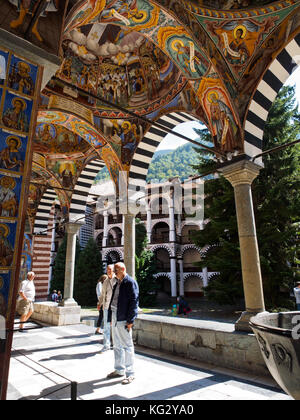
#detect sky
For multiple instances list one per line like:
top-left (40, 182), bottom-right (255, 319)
top-left (158, 67), bottom-right (300, 151)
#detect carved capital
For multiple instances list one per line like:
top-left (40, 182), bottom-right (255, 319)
top-left (221, 160), bottom-right (261, 187)
top-left (65, 222), bottom-right (84, 235)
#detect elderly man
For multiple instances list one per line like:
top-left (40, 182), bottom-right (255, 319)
top-left (17, 271), bottom-right (35, 332)
top-left (106, 262), bottom-right (139, 384)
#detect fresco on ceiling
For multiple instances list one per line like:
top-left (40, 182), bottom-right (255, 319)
top-left (187, 0), bottom-right (282, 9)
top-left (47, 158), bottom-right (83, 190)
top-left (64, 0), bottom-right (210, 80)
top-left (7, 56), bottom-right (38, 98)
top-left (1, 0), bottom-right (69, 55)
top-left (206, 16), bottom-right (287, 79)
top-left (101, 145), bottom-right (121, 187)
top-left (98, 117), bottom-right (147, 167)
top-left (199, 83), bottom-right (242, 153)
top-left (60, 24), bottom-right (182, 109)
top-left (37, 110), bottom-right (106, 150)
top-left (34, 123), bottom-right (90, 158)
top-left (184, 0), bottom-right (300, 17)
top-left (20, 233), bottom-right (32, 281)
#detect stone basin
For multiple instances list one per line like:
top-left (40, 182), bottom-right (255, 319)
top-left (250, 312), bottom-right (300, 400)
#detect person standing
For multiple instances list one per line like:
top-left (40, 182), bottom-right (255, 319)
top-left (95, 275), bottom-right (106, 335)
top-left (98, 265), bottom-right (116, 352)
top-left (106, 262), bottom-right (139, 385)
top-left (294, 282), bottom-right (300, 311)
top-left (17, 271), bottom-right (35, 332)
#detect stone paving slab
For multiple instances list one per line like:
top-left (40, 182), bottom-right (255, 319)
top-left (7, 324), bottom-right (292, 401)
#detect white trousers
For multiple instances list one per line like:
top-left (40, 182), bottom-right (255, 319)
top-left (111, 311), bottom-right (135, 377)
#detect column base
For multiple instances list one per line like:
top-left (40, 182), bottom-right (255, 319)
top-left (61, 298), bottom-right (79, 307)
top-left (235, 310), bottom-right (268, 333)
top-left (32, 302), bottom-right (81, 326)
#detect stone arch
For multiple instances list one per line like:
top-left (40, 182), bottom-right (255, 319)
top-left (150, 244), bottom-right (172, 257)
top-left (244, 33), bottom-right (300, 164)
top-left (103, 248), bottom-right (123, 264)
top-left (33, 188), bottom-right (57, 235)
top-left (129, 111), bottom-right (201, 187)
top-left (69, 158), bottom-right (105, 222)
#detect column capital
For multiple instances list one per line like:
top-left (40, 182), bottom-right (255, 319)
top-left (221, 160), bottom-right (261, 187)
top-left (65, 221), bottom-right (84, 235)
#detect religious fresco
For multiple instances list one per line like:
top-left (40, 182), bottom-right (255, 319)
top-left (0, 46), bottom-right (41, 324)
top-left (186, 0), bottom-right (286, 10)
top-left (20, 233), bottom-right (32, 282)
top-left (34, 122), bottom-right (90, 158)
top-left (0, 0), bottom-right (69, 56)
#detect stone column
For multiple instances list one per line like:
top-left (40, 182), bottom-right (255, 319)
top-left (121, 215), bottom-right (125, 246)
top-left (102, 210), bottom-right (109, 248)
top-left (169, 196), bottom-right (176, 243)
top-left (202, 267), bottom-right (208, 288)
top-left (170, 256), bottom-right (177, 297)
top-left (63, 222), bottom-right (83, 307)
top-left (178, 257), bottom-right (184, 296)
top-left (222, 160), bottom-right (266, 332)
top-left (146, 204), bottom-right (152, 243)
top-left (123, 213), bottom-right (135, 278)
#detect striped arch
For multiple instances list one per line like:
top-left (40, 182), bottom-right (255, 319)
top-left (150, 244), bottom-right (173, 257)
top-left (244, 33), bottom-right (300, 164)
top-left (33, 188), bottom-right (57, 235)
top-left (69, 159), bottom-right (105, 222)
top-left (129, 112), bottom-right (200, 187)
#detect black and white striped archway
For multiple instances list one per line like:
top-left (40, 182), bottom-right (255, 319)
top-left (69, 159), bottom-right (105, 222)
top-left (244, 33), bottom-right (300, 164)
top-left (129, 112), bottom-right (200, 187)
top-left (33, 188), bottom-right (57, 235)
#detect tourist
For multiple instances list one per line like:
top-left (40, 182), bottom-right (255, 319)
top-left (17, 271), bottom-right (35, 332)
top-left (51, 290), bottom-right (58, 302)
top-left (106, 262), bottom-right (139, 385)
top-left (98, 265), bottom-right (116, 352)
top-left (177, 296), bottom-right (192, 316)
top-left (57, 290), bottom-right (63, 303)
top-left (294, 282), bottom-right (300, 311)
top-left (95, 274), bottom-right (106, 335)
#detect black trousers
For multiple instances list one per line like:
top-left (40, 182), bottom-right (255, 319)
top-left (96, 308), bottom-right (103, 328)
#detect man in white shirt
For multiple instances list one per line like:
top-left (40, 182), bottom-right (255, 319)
top-left (17, 271), bottom-right (35, 332)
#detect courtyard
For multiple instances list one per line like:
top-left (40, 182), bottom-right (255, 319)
top-left (8, 321), bottom-right (291, 401)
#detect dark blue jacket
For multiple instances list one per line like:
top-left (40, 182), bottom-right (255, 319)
top-left (108, 274), bottom-right (139, 324)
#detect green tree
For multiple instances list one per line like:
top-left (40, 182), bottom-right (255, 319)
top-left (135, 249), bottom-right (158, 306)
top-left (74, 238), bottom-right (103, 306)
top-left (192, 86), bottom-right (300, 309)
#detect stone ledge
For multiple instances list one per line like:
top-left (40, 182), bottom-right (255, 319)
top-left (31, 301), bottom-right (81, 326)
top-left (133, 314), bottom-right (269, 378)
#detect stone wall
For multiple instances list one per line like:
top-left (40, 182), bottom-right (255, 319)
top-left (32, 302), bottom-right (81, 326)
top-left (133, 314), bottom-right (269, 377)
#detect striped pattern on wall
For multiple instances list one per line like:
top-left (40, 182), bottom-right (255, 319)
top-left (33, 188), bottom-right (57, 235)
top-left (32, 205), bottom-right (55, 300)
top-left (129, 112), bottom-right (199, 189)
top-left (244, 34), bottom-right (300, 164)
top-left (69, 159), bottom-right (105, 222)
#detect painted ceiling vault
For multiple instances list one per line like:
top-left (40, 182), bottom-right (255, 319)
top-left (3, 0), bottom-right (299, 229)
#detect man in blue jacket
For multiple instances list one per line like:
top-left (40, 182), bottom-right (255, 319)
top-left (106, 262), bottom-right (139, 384)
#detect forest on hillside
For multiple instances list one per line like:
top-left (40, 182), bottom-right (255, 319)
top-left (94, 143), bottom-right (201, 183)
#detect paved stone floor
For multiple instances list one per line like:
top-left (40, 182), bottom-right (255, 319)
top-left (7, 323), bottom-right (292, 401)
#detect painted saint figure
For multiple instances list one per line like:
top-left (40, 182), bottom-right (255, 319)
top-left (0, 176), bottom-right (18, 218)
top-left (2, 97), bottom-right (29, 132)
top-left (0, 135), bottom-right (23, 172)
top-left (8, 61), bottom-right (34, 96)
top-left (0, 224), bottom-right (14, 267)
top-left (208, 91), bottom-right (240, 153)
top-left (223, 26), bottom-right (249, 66)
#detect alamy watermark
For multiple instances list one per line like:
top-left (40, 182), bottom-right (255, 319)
top-left (95, 172), bottom-right (205, 223)
top-left (0, 315), bottom-right (5, 340)
top-left (292, 315), bottom-right (300, 340)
